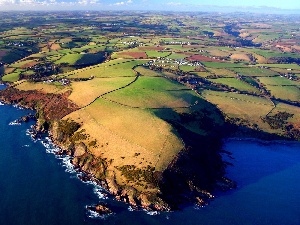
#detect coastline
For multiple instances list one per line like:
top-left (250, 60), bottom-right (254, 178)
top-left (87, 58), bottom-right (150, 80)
top-left (0, 85), bottom-right (233, 212)
top-left (3, 100), bottom-right (300, 224)
top-left (2, 84), bottom-right (299, 214)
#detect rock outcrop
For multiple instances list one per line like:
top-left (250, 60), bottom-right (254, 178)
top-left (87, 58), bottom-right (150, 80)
top-left (87, 204), bottom-right (112, 215)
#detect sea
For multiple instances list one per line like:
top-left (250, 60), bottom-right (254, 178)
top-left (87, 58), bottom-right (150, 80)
top-left (1, 83), bottom-right (300, 225)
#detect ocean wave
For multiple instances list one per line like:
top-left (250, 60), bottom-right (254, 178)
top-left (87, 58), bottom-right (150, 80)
top-left (9, 121), bottom-right (21, 126)
top-left (93, 187), bottom-right (108, 200)
top-left (145, 210), bottom-right (159, 216)
top-left (193, 204), bottom-right (206, 210)
top-left (32, 132), bottom-right (114, 216)
top-left (61, 156), bottom-right (76, 173)
top-left (38, 137), bottom-right (77, 174)
top-left (128, 206), bottom-right (160, 216)
top-left (12, 104), bottom-right (24, 110)
top-left (128, 206), bottom-right (135, 211)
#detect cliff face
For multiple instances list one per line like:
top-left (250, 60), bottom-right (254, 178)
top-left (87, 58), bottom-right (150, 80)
top-left (158, 128), bottom-right (225, 207)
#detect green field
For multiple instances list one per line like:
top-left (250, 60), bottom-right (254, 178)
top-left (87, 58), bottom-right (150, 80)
top-left (55, 53), bottom-right (82, 65)
top-left (66, 59), bottom-right (146, 78)
top-left (168, 53), bottom-right (189, 59)
top-left (1, 69), bottom-right (23, 82)
top-left (250, 49), bottom-right (299, 59)
top-left (135, 66), bottom-right (162, 77)
top-left (209, 78), bottom-right (260, 93)
top-left (145, 50), bottom-right (171, 58)
top-left (265, 85), bottom-right (300, 102)
top-left (231, 67), bottom-right (278, 77)
top-left (255, 64), bottom-right (300, 70)
top-left (180, 65), bottom-right (195, 72)
top-left (104, 76), bottom-right (197, 108)
top-left (258, 76), bottom-right (299, 86)
top-left (202, 62), bottom-right (246, 69)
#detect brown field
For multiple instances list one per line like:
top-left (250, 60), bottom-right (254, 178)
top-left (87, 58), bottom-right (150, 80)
top-left (274, 41), bottom-right (296, 47)
top-left (68, 77), bottom-right (135, 107)
top-left (119, 51), bottom-right (148, 59)
top-left (252, 52), bottom-right (268, 63)
top-left (20, 61), bottom-right (39, 69)
top-left (292, 45), bottom-right (300, 51)
top-left (5, 67), bottom-right (16, 74)
top-left (65, 98), bottom-right (183, 188)
top-left (274, 43), bottom-right (293, 52)
top-left (50, 43), bottom-right (61, 51)
top-left (213, 31), bottom-right (228, 37)
top-left (16, 81), bottom-right (68, 94)
top-left (206, 49), bottom-right (230, 57)
top-left (187, 54), bottom-right (222, 62)
top-left (239, 32), bottom-right (251, 38)
top-left (230, 53), bottom-right (252, 62)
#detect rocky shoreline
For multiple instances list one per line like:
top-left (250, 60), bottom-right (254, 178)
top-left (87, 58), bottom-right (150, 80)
top-left (0, 86), bottom-right (237, 213)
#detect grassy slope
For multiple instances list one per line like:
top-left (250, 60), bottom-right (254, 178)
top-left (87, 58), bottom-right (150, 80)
top-left (201, 90), bottom-right (275, 132)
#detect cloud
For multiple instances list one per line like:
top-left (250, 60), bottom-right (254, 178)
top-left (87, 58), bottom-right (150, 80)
top-left (0, 0), bottom-right (102, 7)
top-left (0, 0), bottom-right (17, 4)
top-left (166, 1), bottom-right (182, 6)
top-left (112, 0), bottom-right (132, 6)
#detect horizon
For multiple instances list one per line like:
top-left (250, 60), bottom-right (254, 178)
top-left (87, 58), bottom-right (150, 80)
top-left (0, 0), bottom-right (300, 13)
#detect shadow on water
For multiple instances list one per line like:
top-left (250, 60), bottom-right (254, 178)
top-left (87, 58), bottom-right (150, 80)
top-left (224, 139), bottom-right (300, 188)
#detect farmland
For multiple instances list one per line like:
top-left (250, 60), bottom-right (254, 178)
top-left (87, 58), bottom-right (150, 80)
top-left (0, 11), bottom-right (300, 211)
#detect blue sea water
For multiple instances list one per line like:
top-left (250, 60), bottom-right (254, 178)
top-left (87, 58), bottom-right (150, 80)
top-left (0, 83), bottom-right (300, 225)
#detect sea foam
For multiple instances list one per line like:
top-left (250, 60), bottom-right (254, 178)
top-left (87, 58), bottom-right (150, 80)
top-left (9, 120), bottom-right (21, 126)
top-left (93, 187), bottom-right (108, 200)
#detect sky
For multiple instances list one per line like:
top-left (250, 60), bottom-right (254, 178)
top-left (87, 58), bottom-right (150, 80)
top-left (0, 0), bottom-right (300, 12)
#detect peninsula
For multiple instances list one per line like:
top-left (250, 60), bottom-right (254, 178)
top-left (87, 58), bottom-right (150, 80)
top-left (0, 11), bottom-right (299, 211)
